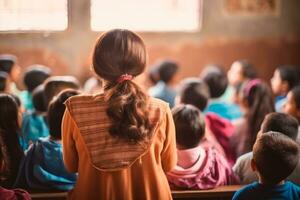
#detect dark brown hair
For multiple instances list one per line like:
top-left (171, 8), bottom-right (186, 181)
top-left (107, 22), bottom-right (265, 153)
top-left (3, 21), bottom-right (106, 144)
top-left (93, 29), bottom-right (152, 142)
top-left (172, 104), bottom-right (206, 149)
top-left (0, 94), bottom-right (23, 187)
top-left (48, 89), bottom-right (79, 140)
top-left (253, 131), bottom-right (299, 184)
top-left (242, 80), bottom-right (274, 153)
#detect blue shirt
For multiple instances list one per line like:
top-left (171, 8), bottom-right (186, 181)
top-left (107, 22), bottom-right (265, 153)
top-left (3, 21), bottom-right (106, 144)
top-left (148, 81), bottom-right (176, 108)
top-left (205, 99), bottom-right (242, 121)
top-left (233, 181), bottom-right (300, 200)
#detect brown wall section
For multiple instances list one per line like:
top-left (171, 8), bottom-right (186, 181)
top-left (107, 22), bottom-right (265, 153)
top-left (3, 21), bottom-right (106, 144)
top-left (0, 0), bottom-right (299, 88)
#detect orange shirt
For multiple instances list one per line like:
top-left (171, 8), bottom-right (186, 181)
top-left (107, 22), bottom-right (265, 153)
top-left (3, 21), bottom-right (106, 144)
top-left (62, 94), bottom-right (177, 200)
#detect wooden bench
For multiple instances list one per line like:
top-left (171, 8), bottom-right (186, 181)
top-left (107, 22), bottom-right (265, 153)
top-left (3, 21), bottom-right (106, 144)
top-left (30, 185), bottom-right (242, 200)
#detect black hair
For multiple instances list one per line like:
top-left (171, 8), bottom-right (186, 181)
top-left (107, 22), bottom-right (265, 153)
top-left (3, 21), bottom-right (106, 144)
top-left (157, 60), bottom-right (178, 84)
top-left (179, 78), bottom-right (210, 111)
top-left (202, 65), bottom-right (228, 98)
top-left (0, 93), bottom-right (23, 187)
top-left (32, 85), bottom-right (47, 112)
top-left (0, 55), bottom-right (17, 74)
top-left (0, 71), bottom-right (8, 92)
top-left (291, 86), bottom-right (300, 109)
top-left (48, 89), bottom-right (79, 140)
top-left (277, 65), bottom-right (300, 90)
top-left (23, 65), bottom-right (51, 92)
top-left (44, 76), bottom-right (80, 107)
top-left (253, 131), bottom-right (299, 185)
top-left (261, 112), bottom-right (299, 140)
top-left (172, 104), bottom-right (206, 149)
top-left (236, 60), bottom-right (257, 79)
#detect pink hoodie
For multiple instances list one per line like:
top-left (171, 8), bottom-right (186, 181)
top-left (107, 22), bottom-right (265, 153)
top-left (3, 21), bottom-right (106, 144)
top-left (167, 143), bottom-right (238, 190)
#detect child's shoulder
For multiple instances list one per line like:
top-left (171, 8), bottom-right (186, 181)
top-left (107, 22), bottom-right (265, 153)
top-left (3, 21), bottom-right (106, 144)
top-left (232, 182), bottom-right (260, 200)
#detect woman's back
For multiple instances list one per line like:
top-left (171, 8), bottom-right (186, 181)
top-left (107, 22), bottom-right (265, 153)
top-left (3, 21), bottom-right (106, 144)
top-left (62, 94), bottom-right (176, 199)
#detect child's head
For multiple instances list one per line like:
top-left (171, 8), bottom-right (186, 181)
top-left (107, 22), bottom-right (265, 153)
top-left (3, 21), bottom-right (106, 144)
top-left (261, 112), bottom-right (299, 141)
top-left (252, 131), bottom-right (299, 185)
top-left (177, 78), bottom-right (210, 111)
top-left (271, 65), bottom-right (300, 96)
top-left (147, 64), bottom-right (160, 85)
top-left (228, 60), bottom-right (256, 86)
top-left (32, 85), bottom-right (47, 113)
top-left (0, 54), bottom-right (20, 82)
top-left (48, 89), bottom-right (79, 140)
top-left (44, 76), bottom-right (80, 107)
top-left (23, 64), bottom-right (51, 93)
top-left (156, 60), bottom-right (179, 85)
top-left (172, 104), bottom-right (206, 150)
top-left (92, 29), bottom-right (152, 142)
top-left (284, 86), bottom-right (300, 122)
top-left (200, 65), bottom-right (228, 98)
top-left (0, 72), bottom-right (9, 92)
top-left (240, 79), bottom-right (275, 150)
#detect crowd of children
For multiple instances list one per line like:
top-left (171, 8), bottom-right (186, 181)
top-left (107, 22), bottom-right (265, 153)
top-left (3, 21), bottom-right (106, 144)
top-left (0, 29), bottom-right (300, 199)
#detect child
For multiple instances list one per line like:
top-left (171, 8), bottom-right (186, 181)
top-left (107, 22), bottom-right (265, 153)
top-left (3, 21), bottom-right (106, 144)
top-left (233, 131), bottom-right (300, 200)
top-left (200, 65), bottom-right (242, 120)
top-left (148, 60), bottom-right (179, 108)
top-left (0, 54), bottom-right (21, 95)
top-left (227, 60), bottom-right (257, 104)
top-left (21, 85), bottom-right (49, 150)
top-left (233, 112), bottom-right (300, 184)
top-left (0, 93), bottom-right (24, 188)
top-left (62, 29), bottom-right (176, 199)
top-left (231, 79), bottom-right (274, 157)
top-left (177, 78), bottom-right (235, 165)
top-left (271, 65), bottom-right (300, 112)
top-left (16, 89), bottom-right (78, 190)
top-left (20, 64), bottom-right (51, 111)
top-left (44, 75), bottom-right (80, 107)
top-left (167, 105), bottom-right (237, 189)
top-left (0, 71), bottom-right (9, 93)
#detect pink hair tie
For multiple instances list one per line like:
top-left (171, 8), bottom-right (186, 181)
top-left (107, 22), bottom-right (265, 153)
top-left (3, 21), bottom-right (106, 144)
top-left (117, 74), bottom-right (133, 83)
top-left (244, 79), bottom-right (262, 97)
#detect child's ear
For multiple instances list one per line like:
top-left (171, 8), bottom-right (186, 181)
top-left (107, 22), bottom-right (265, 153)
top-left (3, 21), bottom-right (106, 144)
top-left (251, 158), bottom-right (257, 172)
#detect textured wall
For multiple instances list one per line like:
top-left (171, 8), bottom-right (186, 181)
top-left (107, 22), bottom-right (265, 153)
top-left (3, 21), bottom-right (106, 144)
top-left (0, 0), bottom-right (299, 88)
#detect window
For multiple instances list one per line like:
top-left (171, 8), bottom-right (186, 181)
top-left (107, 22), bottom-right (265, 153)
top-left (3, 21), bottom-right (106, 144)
top-left (0, 0), bottom-right (68, 31)
top-left (91, 0), bottom-right (202, 32)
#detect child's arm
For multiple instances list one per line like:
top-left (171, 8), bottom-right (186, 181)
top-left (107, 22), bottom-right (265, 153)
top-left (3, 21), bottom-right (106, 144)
top-left (62, 108), bottom-right (79, 173)
top-left (161, 106), bottom-right (177, 172)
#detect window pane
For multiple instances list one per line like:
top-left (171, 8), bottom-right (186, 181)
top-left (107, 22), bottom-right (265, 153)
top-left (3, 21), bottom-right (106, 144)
top-left (0, 0), bottom-right (68, 31)
top-left (91, 0), bottom-right (201, 32)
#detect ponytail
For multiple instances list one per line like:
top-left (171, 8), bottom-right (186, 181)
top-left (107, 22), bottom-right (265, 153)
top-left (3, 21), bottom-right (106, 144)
top-left (92, 29), bottom-right (153, 142)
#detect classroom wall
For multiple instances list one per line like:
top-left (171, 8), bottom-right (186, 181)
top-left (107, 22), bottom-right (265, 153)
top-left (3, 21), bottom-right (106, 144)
top-left (0, 0), bottom-right (299, 88)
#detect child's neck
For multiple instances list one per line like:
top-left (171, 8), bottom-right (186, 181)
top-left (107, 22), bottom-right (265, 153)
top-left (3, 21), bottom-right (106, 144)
top-left (258, 177), bottom-right (285, 186)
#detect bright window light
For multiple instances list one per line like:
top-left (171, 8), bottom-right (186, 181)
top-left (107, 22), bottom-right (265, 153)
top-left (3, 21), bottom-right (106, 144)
top-left (0, 0), bottom-right (68, 31)
top-left (91, 0), bottom-right (202, 32)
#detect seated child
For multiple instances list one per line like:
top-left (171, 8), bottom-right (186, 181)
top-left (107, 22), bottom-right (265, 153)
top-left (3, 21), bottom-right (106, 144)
top-left (233, 131), bottom-right (300, 200)
top-left (233, 112), bottom-right (300, 185)
top-left (148, 60), bottom-right (179, 108)
top-left (283, 86), bottom-right (300, 141)
top-left (200, 65), bottom-right (242, 120)
top-left (0, 71), bottom-right (9, 93)
top-left (0, 94), bottom-right (24, 188)
top-left (20, 64), bottom-right (51, 111)
top-left (21, 85), bottom-right (49, 150)
top-left (44, 76), bottom-right (80, 107)
top-left (167, 104), bottom-right (237, 189)
top-left (15, 89), bottom-right (79, 190)
top-left (271, 65), bottom-right (300, 112)
top-left (0, 54), bottom-right (21, 95)
top-left (178, 78), bottom-right (235, 165)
